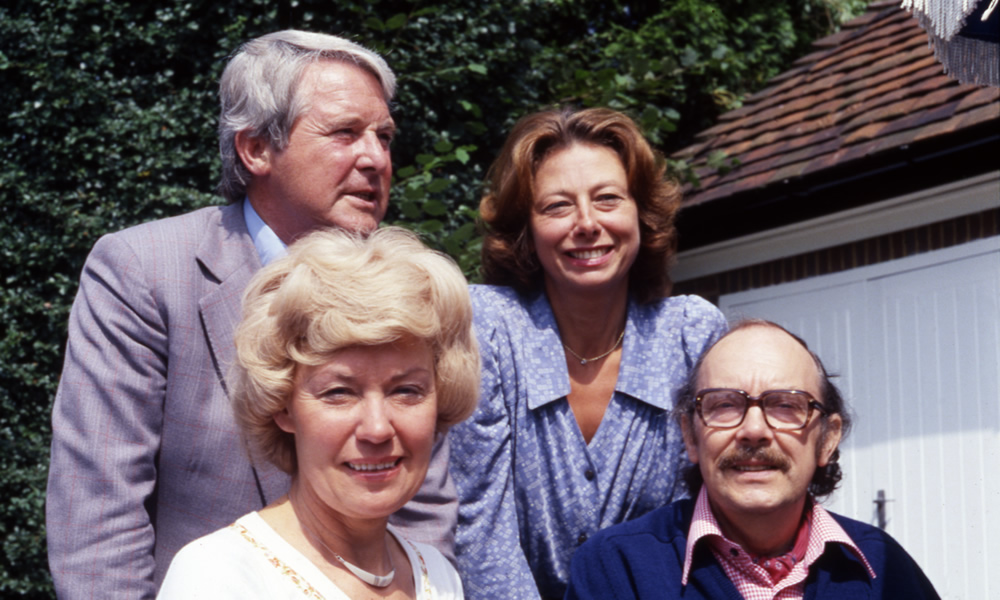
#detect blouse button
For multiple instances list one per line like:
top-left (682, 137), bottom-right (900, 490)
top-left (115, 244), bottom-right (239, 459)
top-left (584, 469), bottom-right (595, 481)
top-left (577, 533), bottom-right (588, 545)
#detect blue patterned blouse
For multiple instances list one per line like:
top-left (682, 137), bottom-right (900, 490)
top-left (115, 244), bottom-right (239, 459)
top-left (449, 285), bottom-right (728, 599)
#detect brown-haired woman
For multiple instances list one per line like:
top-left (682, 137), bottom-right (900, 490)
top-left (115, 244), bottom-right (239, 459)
top-left (449, 107), bottom-right (727, 599)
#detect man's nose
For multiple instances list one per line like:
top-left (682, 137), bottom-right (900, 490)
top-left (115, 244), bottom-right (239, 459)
top-left (355, 131), bottom-right (390, 171)
top-left (736, 405), bottom-right (774, 445)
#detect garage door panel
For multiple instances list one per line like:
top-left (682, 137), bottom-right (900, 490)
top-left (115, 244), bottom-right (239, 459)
top-left (868, 250), bottom-right (999, 597)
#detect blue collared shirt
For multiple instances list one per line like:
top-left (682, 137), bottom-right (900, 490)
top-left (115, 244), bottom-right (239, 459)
top-left (449, 285), bottom-right (728, 600)
top-left (243, 198), bottom-right (286, 266)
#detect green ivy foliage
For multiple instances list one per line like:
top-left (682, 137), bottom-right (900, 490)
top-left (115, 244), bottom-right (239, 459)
top-left (0, 0), bottom-right (863, 595)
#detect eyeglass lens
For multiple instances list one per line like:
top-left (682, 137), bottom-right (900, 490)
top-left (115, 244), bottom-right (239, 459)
top-left (700, 390), bottom-right (813, 429)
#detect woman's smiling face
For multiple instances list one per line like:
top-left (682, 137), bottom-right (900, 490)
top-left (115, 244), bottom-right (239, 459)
top-left (529, 142), bottom-right (640, 301)
top-left (275, 339), bottom-right (438, 523)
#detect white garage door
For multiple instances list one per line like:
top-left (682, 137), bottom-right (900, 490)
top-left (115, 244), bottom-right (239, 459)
top-left (719, 237), bottom-right (1000, 599)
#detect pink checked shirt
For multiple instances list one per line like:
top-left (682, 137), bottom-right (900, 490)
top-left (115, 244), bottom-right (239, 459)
top-left (681, 488), bottom-right (876, 600)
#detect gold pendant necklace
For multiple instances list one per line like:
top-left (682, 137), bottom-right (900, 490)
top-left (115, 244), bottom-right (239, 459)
top-left (291, 490), bottom-right (396, 588)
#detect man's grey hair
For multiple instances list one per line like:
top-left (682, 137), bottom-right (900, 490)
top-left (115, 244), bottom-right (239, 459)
top-left (218, 30), bottom-right (396, 203)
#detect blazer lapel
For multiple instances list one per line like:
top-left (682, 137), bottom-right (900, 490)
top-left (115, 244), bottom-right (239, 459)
top-left (196, 203), bottom-right (289, 504)
top-left (196, 203), bottom-right (258, 392)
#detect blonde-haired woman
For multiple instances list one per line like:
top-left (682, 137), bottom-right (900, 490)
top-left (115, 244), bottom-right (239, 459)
top-left (159, 227), bottom-right (478, 599)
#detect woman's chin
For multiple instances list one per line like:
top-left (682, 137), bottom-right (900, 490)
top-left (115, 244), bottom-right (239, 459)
top-left (330, 474), bottom-right (424, 519)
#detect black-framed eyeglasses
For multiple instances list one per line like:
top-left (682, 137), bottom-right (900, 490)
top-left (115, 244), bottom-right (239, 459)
top-left (694, 388), bottom-right (830, 431)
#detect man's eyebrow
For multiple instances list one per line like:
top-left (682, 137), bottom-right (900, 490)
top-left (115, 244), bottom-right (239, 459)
top-left (326, 115), bottom-right (364, 127)
top-left (326, 115), bottom-right (395, 132)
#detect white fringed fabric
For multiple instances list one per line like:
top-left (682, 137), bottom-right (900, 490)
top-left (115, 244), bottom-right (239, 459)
top-left (902, 0), bottom-right (999, 86)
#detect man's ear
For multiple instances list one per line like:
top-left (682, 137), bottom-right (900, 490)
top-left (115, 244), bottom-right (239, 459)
top-left (680, 414), bottom-right (700, 464)
top-left (234, 130), bottom-right (273, 177)
top-left (817, 413), bottom-right (843, 467)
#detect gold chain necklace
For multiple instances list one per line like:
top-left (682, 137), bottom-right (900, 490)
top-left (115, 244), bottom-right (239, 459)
top-left (562, 327), bottom-right (625, 365)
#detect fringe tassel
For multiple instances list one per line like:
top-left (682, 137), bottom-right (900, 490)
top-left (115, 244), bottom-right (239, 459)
top-left (903, 0), bottom-right (980, 40)
top-left (933, 30), bottom-right (1000, 86)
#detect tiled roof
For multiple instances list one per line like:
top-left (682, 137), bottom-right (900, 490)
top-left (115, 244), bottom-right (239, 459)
top-left (674, 0), bottom-right (1000, 209)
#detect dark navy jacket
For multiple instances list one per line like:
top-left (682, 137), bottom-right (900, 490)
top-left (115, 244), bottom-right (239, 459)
top-left (565, 498), bottom-right (940, 599)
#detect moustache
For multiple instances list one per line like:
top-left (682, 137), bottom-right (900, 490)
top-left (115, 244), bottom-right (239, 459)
top-left (717, 447), bottom-right (791, 472)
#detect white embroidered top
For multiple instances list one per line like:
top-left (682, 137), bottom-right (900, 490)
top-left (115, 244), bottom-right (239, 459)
top-left (158, 513), bottom-right (463, 599)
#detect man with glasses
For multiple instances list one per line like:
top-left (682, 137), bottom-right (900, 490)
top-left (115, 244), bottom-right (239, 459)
top-left (565, 319), bottom-right (939, 599)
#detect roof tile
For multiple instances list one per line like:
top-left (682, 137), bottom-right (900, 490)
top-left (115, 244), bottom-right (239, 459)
top-left (869, 126), bottom-right (923, 153)
top-left (956, 87), bottom-right (1000, 112)
top-left (800, 148), bottom-right (851, 176)
top-left (911, 113), bottom-right (966, 141)
top-left (841, 97), bottom-right (921, 132)
top-left (910, 87), bottom-right (971, 111)
top-left (844, 121), bottom-right (888, 144)
top-left (770, 159), bottom-right (811, 182)
top-left (957, 103), bottom-right (1000, 129)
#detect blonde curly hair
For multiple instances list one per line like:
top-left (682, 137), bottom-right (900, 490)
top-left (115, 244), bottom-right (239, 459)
top-left (230, 226), bottom-right (479, 474)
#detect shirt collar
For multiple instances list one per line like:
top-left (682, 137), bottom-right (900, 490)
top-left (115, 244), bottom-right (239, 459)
top-left (523, 292), bottom-right (572, 410)
top-left (682, 487), bottom-right (727, 585)
top-left (243, 198), bottom-right (287, 266)
top-left (613, 302), bottom-right (673, 410)
top-left (521, 294), bottom-right (673, 411)
top-left (681, 487), bottom-right (876, 586)
top-left (803, 497), bottom-right (877, 579)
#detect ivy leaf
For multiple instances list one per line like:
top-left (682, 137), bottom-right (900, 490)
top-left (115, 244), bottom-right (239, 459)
top-left (400, 200), bottom-right (422, 219)
top-left (385, 13), bottom-right (407, 30)
top-left (423, 198), bottom-right (447, 215)
top-left (426, 179), bottom-right (451, 194)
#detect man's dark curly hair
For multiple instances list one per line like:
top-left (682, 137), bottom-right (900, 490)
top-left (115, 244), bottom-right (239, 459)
top-left (477, 107), bottom-right (680, 304)
top-left (673, 319), bottom-right (853, 502)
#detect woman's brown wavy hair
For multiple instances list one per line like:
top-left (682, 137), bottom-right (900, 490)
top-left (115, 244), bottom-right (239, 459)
top-left (478, 107), bottom-right (680, 303)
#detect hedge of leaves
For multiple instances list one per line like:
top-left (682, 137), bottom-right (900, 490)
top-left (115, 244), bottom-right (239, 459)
top-left (0, 0), bottom-right (862, 595)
